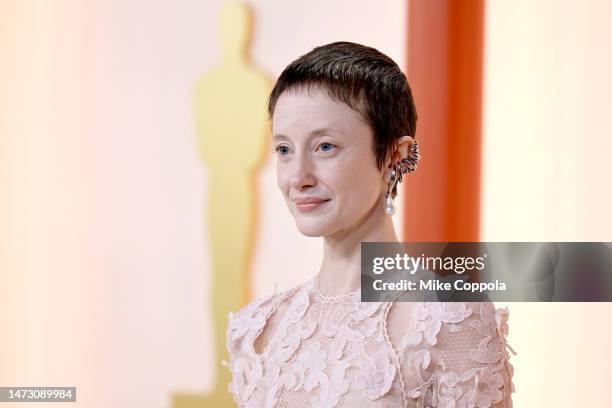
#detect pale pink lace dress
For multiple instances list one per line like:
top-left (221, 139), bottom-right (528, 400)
top-left (226, 275), bottom-right (516, 407)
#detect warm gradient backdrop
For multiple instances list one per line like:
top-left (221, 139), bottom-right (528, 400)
top-left (1, 0), bottom-right (611, 407)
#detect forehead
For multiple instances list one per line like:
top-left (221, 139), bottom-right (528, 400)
top-left (271, 86), bottom-right (369, 138)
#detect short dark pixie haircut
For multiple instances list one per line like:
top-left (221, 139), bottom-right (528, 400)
top-left (267, 41), bottom-right (417, 172)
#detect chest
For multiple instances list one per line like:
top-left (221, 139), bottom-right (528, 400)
top-left (228, 294), bottom-right (406, 407)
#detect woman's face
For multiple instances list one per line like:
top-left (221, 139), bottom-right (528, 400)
top-left (271, 86), bottom-right (387, 237)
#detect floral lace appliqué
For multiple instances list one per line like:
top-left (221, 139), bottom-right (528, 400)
top-left (227, 281), bottom-right (516, 408)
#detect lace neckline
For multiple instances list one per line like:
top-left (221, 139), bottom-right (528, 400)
top-left (312, 274), bottom-right (361, 302)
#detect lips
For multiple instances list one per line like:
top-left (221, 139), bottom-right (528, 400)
top-left (293, 197), bottom-right (331, 213)
top-left (294, 197), bottom-right (329, 204)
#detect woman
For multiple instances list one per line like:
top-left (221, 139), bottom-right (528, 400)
top-left (226, 41), bottom-right (515, 407)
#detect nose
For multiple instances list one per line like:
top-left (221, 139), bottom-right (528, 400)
top-left (288, 152), bottom-right (317, 191)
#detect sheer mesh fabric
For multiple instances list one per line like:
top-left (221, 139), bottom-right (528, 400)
top-left (226, 276), bottom-right (515, 407)
top-left (278, 385), bottom-right (320, 408)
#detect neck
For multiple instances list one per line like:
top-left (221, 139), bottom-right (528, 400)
top-left (316, 199), bottom-right (400, 297)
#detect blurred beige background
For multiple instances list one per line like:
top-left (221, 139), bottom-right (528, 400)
top-left (1, 0), bottom-right (611, 406)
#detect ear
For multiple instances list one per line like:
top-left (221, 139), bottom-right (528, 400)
top-left (386, 135), bottom-right (416, 168)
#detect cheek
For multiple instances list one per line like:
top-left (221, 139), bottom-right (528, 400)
top-left (276, 170), bottom-right (288, 196)
top-left (335, 164), bottom-right (382, 206)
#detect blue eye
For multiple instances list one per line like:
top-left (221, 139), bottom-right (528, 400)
top-left (319, 142), bottom-right (336, 152)
top-left (274, 145), bottom-right (290, 156)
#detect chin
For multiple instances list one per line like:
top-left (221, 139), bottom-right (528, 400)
top-left (294, 219), bottom-right (336, 237)
top-left (295, 224), bottom-right (327, 237)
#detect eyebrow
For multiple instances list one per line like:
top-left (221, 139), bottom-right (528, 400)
top-left (272, 128), bottom-right (338, 142)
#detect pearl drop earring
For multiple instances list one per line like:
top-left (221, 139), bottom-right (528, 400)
top-left (382, 140), bottom-right (421, 216)
top-left (384, 168), bottom-right (398, 216)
